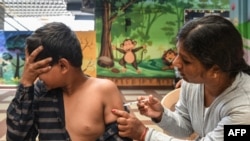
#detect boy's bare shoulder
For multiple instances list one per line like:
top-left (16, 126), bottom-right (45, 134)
top-left (88, 77), bottom-right (116, 88)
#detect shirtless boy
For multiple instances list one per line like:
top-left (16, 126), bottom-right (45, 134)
top-left (6, 22), bottom-right (131, 141)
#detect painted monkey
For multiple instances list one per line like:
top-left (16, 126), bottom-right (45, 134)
top-left (162, 49), bottom-right (177, 70)
top-left (113, 39), bottom-right (146, 73)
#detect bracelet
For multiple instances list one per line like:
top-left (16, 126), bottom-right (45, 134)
top-left (139, 127), bottom-right (149, 141)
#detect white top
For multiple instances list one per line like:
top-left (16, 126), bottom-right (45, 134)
top-left (145, 72), bottom-right (250, 141)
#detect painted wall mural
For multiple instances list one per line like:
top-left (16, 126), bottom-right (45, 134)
top-left (75, 31), bottom-right (97, 77)
top-left (1, 0), bottom-right (239, 87)
top-left (95, 0), bottom-right (230, 87)
top-left (230, 0), bottom-right (250, 65)
top-left (0, 31), bottom-right (32, 86)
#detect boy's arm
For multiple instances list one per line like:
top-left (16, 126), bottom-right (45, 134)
top-left (6, 84), bottom-right (38, 141)
top-left (98, 79), bottom-right (133, 141)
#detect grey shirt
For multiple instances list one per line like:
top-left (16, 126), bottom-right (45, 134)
top-left (145, 72), bottom-right (250, 141)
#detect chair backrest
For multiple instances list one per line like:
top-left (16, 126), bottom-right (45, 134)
top-left (161, 88), bottom-right (180, 111)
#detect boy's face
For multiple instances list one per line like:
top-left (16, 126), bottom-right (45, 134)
top-left (38, 63), bottom-right (64, 90)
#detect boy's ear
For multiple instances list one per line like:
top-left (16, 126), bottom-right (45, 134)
top-left (58, 58), bottom-right (70, 72)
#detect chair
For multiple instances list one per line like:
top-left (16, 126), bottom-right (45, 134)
top-left (161, 88), bottom-right (198, 140)
top-left (161, 88), bottom-right (181, 111)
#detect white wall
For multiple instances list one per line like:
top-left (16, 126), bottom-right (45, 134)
top-left (4, 16), bottom-right (95, 31)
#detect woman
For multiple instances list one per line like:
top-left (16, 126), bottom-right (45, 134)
top-left (112, 15), bottom-right (250, 141)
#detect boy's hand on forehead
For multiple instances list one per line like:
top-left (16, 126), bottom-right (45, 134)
top-left (20, 46), bottom-right (52, 87)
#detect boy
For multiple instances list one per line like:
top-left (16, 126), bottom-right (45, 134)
top-left (6, 22), bottom-right (131, 141)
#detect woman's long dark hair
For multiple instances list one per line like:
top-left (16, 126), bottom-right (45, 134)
top-left (177, 15), bottom-right (250, 77)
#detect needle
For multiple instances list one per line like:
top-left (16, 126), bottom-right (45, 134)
top-left (123, 101), bottom-right (138, 106)
top-left (123, 99), bottom-right (148, 106)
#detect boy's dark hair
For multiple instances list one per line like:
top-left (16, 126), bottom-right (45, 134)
top-left (26, 22), bottom-right (82, 67)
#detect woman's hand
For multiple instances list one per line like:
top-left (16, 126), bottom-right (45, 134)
top-left (137, 95), bottom-right (164, 122)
